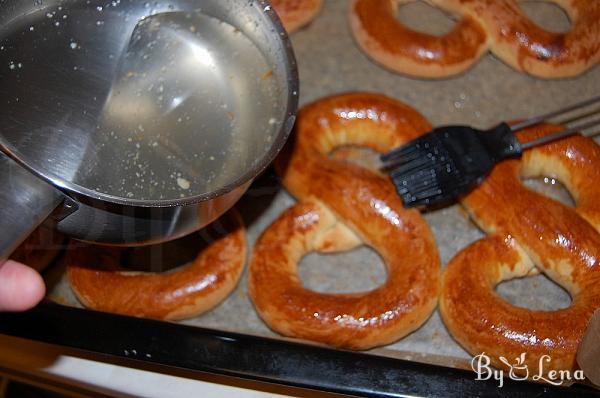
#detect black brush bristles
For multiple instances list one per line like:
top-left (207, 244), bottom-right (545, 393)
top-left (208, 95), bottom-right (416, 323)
top-left (382, 123), bottom-right (522, 208)
top-left (381, 96), bottom-right (600, 208)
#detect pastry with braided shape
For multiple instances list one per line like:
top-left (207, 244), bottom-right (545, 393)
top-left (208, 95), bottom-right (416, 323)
top-left (441, 125), bottom-right (600, 375)
top-left (349, 0), bottom-right (600, 78)
top-left (249, 93), bottom-right (441, 349)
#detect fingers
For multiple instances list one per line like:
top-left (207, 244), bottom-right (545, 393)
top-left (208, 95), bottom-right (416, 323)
top-left (0, 260), bottom-right (45, 311)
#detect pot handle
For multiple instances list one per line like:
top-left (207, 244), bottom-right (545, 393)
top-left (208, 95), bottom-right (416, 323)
top-left (0, 152), bottom-right (63, 261)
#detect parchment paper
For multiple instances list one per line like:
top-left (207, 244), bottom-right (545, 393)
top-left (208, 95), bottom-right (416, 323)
top-left (46, 0), bottom-right (600, 370)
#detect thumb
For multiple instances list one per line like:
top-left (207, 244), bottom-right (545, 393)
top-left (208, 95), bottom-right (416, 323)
top-left (0, 260), bottom-right (45, 311)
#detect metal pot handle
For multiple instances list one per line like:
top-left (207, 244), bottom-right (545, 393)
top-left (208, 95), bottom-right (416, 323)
top-left (0, 152), bottom-right (63, 261)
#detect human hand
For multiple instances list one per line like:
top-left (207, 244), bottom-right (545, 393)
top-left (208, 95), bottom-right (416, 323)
top-left (0, 259), bottom-right (45, 311)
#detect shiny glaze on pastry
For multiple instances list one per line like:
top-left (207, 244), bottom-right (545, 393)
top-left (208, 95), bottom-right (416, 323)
top-left (349, 0), bottom-right (600, 78)
top-left (440, 125), bottom-right (600, 374)
top-left (67, 211), bottom-right (246, 320)
top-left (272, 0), bottom-right (323, 33)
top-left (350, 0), bottom-right (488, 78)
top-left (248, 93), bottom-right (441, 349)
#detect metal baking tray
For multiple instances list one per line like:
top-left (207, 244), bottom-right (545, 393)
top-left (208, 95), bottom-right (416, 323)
top-left (2, 299), bottom-right (599, 397)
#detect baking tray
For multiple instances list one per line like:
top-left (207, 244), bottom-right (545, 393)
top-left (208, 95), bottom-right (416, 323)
top-left (2, 300), bottom-right (599, 397)
top-left (2, 1), bottom-right (600, 396)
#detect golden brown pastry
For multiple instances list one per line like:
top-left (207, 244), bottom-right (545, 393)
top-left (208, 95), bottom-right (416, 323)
top-left (440, 125), bottom-right (600, 375)
top-left (349, 0), bottom-right (600, 78)
top-left (248, 93), bottom-right (441, 350)
top-left (272, 0), bottom-right (323, 33)
top-left (66, 210), bottom-right (246, 320)
top-left (349, 0), bottom-right (488, 78)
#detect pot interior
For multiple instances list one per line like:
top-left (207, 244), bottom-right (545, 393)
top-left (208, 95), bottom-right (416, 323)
top-left (0, 0), bottom-right (297, 205)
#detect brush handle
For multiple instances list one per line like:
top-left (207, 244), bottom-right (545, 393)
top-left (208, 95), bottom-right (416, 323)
top-left (510, 95), bottom-right (600, 132)
top-left (521, 117), bottom-right (600, 150)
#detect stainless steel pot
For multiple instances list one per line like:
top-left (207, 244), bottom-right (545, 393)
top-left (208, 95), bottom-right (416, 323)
top-left (0, 0), bottom-right (298, 256)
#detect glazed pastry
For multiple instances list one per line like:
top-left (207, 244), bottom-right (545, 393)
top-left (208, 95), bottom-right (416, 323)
top-left (349, 0), bottom-right (600, 78)
top-left (248, 93), bottom-right (441, 350)
top-left (67, 210), bottom-right (246, 320)
top-left (272, 0), bottom-right (323, 33)
top-left (440, 125), bottom-right (600, 375)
